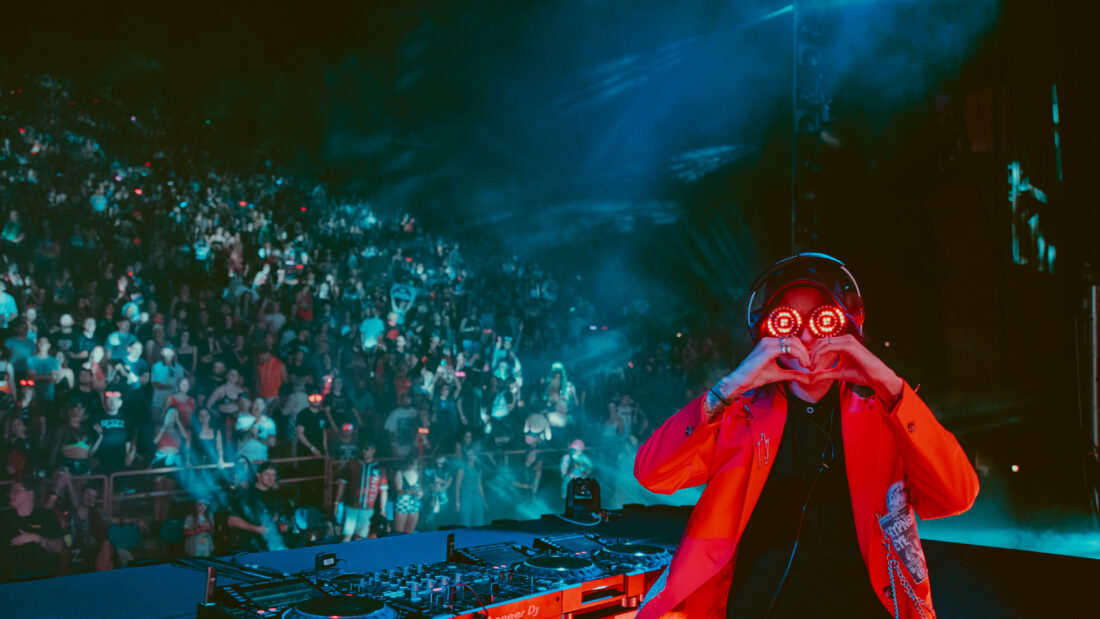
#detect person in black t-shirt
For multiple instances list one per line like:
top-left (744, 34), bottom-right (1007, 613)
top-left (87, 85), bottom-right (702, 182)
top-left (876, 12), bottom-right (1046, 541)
top-left (91, 391), bottom-right (134, 474)
top-left (295, 394), bottom-right (327, 457)
top-left (330, 422), bottom-right (360, 463)
top-left (70, 317), bottom-right (100, 365)
top-left (113, 341), bottom-right (150, 393)
top-left (194, 360), bottom-right (229, 406)
top-left (57, 472), bottom-right (113, 574)
top-left (0, 477), bottom-right (63, 583)
top-left (323, 376), bottom-right (357, 429)
top-left (67, 368), bottom-right (105, 420)
top-left (49, 314), bottom-right (77, 360)
top-left (227, 461), bottom-right (286, 551)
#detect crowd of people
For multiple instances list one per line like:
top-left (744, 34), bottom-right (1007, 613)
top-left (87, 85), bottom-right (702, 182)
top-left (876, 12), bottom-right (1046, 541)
top-left (0, 74), bottom-right (714, 583)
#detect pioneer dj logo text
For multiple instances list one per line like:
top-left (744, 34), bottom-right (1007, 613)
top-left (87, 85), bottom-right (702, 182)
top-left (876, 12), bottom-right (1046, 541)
top-left (492, 605), bottom-right (540, 619)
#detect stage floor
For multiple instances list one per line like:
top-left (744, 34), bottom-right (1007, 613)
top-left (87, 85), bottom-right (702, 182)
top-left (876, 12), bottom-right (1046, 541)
top-left (1, 505), bottom-right (1096, 618)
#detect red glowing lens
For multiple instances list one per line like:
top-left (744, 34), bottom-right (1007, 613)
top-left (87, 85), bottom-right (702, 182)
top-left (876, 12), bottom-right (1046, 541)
top-left (308, 394), bottom-right (323, 403)
top-left (808, 306), bottom-right (846, 337)
top-left (763, 306), bottom-right (803, 338)
top-left (762, 305), bottom-right (847, 338)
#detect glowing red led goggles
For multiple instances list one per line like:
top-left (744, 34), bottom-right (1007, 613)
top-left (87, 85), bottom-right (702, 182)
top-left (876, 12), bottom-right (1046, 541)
top-left (747, 253), bottom-right (864, 340)
top-left (308, 394), bottom-right (324, 404)
top-left (761, 305), bottom-right (848, 339)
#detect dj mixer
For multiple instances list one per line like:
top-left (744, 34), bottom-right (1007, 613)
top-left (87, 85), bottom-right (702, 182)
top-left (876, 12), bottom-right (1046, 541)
top-left (197, 533), bottom-right (672, 619)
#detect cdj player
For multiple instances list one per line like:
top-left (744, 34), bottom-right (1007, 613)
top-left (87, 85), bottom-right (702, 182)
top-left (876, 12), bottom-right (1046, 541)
top-left (197, 533), bottom-right (671, 619)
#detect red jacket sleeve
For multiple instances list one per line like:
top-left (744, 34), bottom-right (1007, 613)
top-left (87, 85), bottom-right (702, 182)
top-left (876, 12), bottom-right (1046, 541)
top-left (634, 394), bottom-right (726, 494)
top-left (884, 381), bottom-right (979, 519)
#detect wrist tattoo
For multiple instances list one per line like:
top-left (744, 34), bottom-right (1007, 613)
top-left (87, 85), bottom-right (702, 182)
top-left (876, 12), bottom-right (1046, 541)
top-left (704, 389), bottom-right (726, 418)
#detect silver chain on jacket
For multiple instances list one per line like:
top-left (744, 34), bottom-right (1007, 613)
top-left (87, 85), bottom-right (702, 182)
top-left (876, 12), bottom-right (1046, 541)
top-left (883, 530), bottom-right (936, 619)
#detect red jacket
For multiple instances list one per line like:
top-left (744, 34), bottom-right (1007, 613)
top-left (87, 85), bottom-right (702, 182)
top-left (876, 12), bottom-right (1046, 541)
top-left (634, 381), bottom-right (978, 618)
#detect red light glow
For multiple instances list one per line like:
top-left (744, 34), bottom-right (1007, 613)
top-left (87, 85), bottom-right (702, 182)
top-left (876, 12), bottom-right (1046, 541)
top-left (808, 306), bottom-right (846, 337)
top-left (763, 306), bottom-right (802, 338)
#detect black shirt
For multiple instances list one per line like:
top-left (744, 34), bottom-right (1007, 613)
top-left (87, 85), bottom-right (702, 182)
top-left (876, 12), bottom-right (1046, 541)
top-left (726, 386), bottom-right (888, 618)
top-left (231, 486), bottom-right (284, 551)
top-left (69, 387), bottom-right (105, 419)
top-left (0, 507), bottom-right (62, 583)
top-left (296, 409), bottom-right (326, 449)
top-left (325, 392), bottom-right (355, 426)
top-left (50, 327), bottom-right (77, 356)
top-left (331, 437), bottom-right (359, 462)
top-left (94, 409), bottom-right (133, 473)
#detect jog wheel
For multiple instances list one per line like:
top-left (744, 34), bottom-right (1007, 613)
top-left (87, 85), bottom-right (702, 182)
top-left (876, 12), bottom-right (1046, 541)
top-left (596, 543), bottom-right (672, 569)
top-left (285, 595), bottom-right (396, 619)
top-left (515, 556), bottom-right (603, 582)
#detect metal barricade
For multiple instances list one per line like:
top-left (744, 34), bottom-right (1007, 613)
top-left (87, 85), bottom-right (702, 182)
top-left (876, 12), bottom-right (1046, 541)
top-left (105, 456), bottom-right (330, 519)
top-left (0, 473), bottom-right (108, 507)
top-left (324, 448), bottom-right (569, 513)
top-left (5, 447), bottom-right (574, 520)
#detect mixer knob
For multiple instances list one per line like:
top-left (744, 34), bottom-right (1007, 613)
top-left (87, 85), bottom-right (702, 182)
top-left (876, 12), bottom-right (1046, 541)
top-left (440, 576), bottom-right (449, 586)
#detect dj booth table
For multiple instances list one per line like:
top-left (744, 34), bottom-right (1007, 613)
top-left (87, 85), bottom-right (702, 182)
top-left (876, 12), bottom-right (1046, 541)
top-left (1, 505), bottom-right (1096, 618)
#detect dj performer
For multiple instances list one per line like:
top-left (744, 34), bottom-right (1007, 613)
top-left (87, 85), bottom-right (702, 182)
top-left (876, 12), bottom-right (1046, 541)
top-left (635, 253), bottom-right (978, 618)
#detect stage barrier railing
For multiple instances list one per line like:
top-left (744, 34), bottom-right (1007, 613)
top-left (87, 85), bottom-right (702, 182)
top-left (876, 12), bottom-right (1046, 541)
top-left (93, 447), bottom-right (572, 519)
top-left (0, 474), bottom-right (108, 505)
top-left (105, 455), bottom-right (330, 519)
top-left (323, 447), bottom-right (569, 509)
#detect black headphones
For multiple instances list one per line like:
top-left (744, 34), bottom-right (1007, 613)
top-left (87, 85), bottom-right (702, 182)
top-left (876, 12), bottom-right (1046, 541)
top-left (745, 252), bottom-right (865, 339)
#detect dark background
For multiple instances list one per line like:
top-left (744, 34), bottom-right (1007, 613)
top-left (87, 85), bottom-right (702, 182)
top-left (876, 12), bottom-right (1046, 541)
top-left (3, 0), bottom-right (1097, 531)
